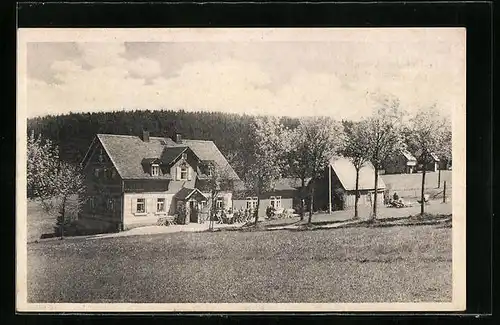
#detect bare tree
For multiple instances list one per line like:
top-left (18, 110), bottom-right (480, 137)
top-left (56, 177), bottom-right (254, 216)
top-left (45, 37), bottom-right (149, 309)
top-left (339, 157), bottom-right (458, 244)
top-left (406, 105), bottom-right (450, 215)
top-left (364, 96), bottom-right (406, 219)
top-left (341, 120), bottom-right (372, 219)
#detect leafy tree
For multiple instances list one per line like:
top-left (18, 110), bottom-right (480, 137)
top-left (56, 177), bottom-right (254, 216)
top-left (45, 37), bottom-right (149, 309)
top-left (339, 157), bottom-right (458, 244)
top-left (341, 120), bottom-right (372, 219)
top-left (405, 105), bottom-right (450, 215)
top-left (364, 95), bottom-right (406, 219)
top-left (205, 162), bottom-right (237, 230)
top-left (246, 116), bottom-right (288, 226)
top-left (283, 127), bottom-right (310, 220)
top-left (291, 117), bottom-right (343, 225)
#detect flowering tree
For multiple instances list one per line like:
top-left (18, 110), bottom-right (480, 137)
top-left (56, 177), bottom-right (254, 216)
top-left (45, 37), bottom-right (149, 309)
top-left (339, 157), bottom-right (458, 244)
top-left (341, 120), bottom-right (372, 219)
top-left (27, 131), bottom-right (59, 199)
top-left (246, 116), bottom-right (288, 226)
top-left (364, 96), bottom-right (406, 219)
top-left (27, 132), bottom-right (85, 239)
top-left (290, 117), bottom-right (343, 225)
top-left (405, 105), bottom-right (450, 215)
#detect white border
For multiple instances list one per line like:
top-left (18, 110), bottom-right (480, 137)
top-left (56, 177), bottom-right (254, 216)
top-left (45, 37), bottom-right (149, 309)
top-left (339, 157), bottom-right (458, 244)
top-left (16, 28), bottom-right (466, 313)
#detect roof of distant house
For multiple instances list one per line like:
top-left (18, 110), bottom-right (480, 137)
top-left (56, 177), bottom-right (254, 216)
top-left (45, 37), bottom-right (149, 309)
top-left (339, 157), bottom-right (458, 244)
top-left (429, 152), bottom-right (440, 162)
top-left (330, 157), bottom-right (386, 191)
top-left (94, 134), bottom-right (241, 180)
top-left (401, 149), bottom-right (417, 162)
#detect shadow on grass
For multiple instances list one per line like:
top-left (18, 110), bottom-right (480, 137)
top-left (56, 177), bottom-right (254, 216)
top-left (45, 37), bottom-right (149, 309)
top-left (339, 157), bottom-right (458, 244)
top-left (222, 213), bottom-right (452, 233)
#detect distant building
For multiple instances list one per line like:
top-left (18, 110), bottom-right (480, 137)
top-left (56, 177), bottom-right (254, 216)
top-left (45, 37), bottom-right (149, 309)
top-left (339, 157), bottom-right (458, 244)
top-left (384, 149), bottom-right (417, 174)
top-left (313, 157), bottom-right (386, 211)
top-left (419, 152), bottom-right (441, 172)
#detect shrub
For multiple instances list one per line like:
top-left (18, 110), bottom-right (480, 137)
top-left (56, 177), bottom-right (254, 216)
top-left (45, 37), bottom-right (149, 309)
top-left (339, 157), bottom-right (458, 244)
top-left (175, 201), bottom-right (187, 224)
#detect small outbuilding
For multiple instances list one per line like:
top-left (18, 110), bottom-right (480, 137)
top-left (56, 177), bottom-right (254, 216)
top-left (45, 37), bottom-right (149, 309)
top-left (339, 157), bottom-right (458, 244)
top-left (313, 157), bottom-right (386, 211)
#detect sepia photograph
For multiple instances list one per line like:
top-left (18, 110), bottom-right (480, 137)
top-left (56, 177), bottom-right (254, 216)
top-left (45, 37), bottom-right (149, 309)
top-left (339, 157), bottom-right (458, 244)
top-left (16, 28), bottom-right (466, 312)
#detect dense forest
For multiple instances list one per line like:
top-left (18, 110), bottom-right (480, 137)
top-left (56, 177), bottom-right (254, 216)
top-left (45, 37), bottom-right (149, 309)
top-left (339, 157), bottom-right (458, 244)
top-left (27, 109), bottom-right (301, 179)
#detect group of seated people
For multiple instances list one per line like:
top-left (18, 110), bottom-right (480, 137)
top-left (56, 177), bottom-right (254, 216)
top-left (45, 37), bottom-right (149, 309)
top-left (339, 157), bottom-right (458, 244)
top-left (388, 192), bottom-right (407, 208)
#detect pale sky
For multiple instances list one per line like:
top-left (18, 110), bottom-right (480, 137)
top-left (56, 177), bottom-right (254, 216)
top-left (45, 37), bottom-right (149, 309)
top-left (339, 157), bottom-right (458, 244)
top-left (23, 28), bottom-right (465, 120)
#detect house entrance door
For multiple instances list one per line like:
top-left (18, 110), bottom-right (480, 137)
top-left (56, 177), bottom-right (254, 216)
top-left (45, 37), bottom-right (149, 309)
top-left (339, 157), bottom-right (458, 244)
top-left (189, 200), bottom-right (198, 223)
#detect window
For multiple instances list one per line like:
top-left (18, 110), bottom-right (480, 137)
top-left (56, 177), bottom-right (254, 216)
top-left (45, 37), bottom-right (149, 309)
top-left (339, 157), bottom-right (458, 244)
top-left (94, 168), bottom-right (101, 178)
top-left (246, 197), bottom-right (258, 209)
top-left (216, 197), bottom-right (224, 209)
top-left (180, 165), bottom-right (188, 180)
top-left (182, 153), bottom-right (187, 160)
top-left (111, 169), bottom-right (117, 179)
top-left (89, 197), bottom-right (95, 209)
top-left (136, 198), bottom-right (146, 214)
top-left (157, 198), bottom-right (165, 213)
top-left (151, 164), bottom-right (160, 177)
top-left (270, 196), bottom-right (282, 209)
top-left (206, 164), bottom-right (213, 176)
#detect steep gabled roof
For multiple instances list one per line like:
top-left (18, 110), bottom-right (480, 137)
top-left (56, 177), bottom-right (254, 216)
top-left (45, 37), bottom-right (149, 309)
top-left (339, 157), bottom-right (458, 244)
top-left (174, 187), bottom-right (208, 200)
top-left (330, 157), bottom-right (385, 191)
top-left (160, 146), bottom-right (189, 165)
top-left (95, 134), bottom-right (240, 180)
top-left (180, 139), bottom-right (240, 180)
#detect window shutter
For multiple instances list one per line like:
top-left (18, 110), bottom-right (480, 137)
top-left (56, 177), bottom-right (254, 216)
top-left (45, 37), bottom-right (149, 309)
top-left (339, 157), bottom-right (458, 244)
top-left (131, 197), bottom-right (136, 213)
top-left (176, 166), bottom-right (181, 180)
top-left (187, 167), bottom-right (192, 180)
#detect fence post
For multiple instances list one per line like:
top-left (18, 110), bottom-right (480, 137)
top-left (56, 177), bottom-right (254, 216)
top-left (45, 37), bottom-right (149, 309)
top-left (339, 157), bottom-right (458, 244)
top-left (443, 181), bottom-right (446, 203)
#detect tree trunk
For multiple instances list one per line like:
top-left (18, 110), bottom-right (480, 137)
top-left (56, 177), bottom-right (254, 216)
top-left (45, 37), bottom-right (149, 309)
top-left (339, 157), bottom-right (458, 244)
top-left (420, 168), bottom-right (426, 215)
top-left (354, 168), bottom-right (360, 219)
top-left (60, 196), bottom-right (67, 240)
top-left (372, 167), bottom-right (379, 219)
top-left (300, 177), bottom-right (305, 221)
top-left (308, 182), bottom-right (314, 225)
top-left (254, 198), bottom-right (260, 227)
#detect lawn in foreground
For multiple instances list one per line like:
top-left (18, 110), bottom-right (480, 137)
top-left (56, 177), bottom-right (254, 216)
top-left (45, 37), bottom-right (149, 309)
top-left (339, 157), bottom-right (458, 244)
top-left (27, 225), bottom-right (451, 303)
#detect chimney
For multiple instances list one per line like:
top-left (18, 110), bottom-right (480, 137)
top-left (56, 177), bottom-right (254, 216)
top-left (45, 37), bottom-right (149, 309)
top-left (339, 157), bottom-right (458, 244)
top-left (174, 133), bottom-right (182, 144)
top-left (141, 130), bottom-right (150, 142)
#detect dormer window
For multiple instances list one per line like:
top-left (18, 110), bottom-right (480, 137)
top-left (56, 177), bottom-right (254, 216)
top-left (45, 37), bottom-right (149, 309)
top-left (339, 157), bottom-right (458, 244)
top-left (206, 166), bottom-right (213, 177)
top-left (181, 153), bottom-right (187, 160)
top-left (151, 164), bottom-right (160, 177)
top-left (180, 164), bottom-right (188, 180)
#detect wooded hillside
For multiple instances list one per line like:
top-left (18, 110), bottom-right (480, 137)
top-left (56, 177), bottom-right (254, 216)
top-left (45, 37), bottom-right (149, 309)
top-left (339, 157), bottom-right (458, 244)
top-left (27, 110), bottom-right (301, 179)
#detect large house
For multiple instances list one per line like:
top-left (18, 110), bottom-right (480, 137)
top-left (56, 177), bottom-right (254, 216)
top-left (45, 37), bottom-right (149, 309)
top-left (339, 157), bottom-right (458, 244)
top-left (79, 131), bottom-right (241, 232)
top-left (313, 157), bottom-right (386, 211)
top-left (384, 149), bottom-right (417, 174)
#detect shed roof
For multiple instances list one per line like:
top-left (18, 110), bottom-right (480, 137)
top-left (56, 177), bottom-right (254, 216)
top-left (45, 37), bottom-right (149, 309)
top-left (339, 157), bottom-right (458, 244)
top-left (330, 157), bottom-right (386, 191)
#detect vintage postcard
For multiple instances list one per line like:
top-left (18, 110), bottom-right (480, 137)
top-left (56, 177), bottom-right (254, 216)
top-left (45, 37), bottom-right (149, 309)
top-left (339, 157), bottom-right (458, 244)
top-left (17, 28), bottom-right (466, 312)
